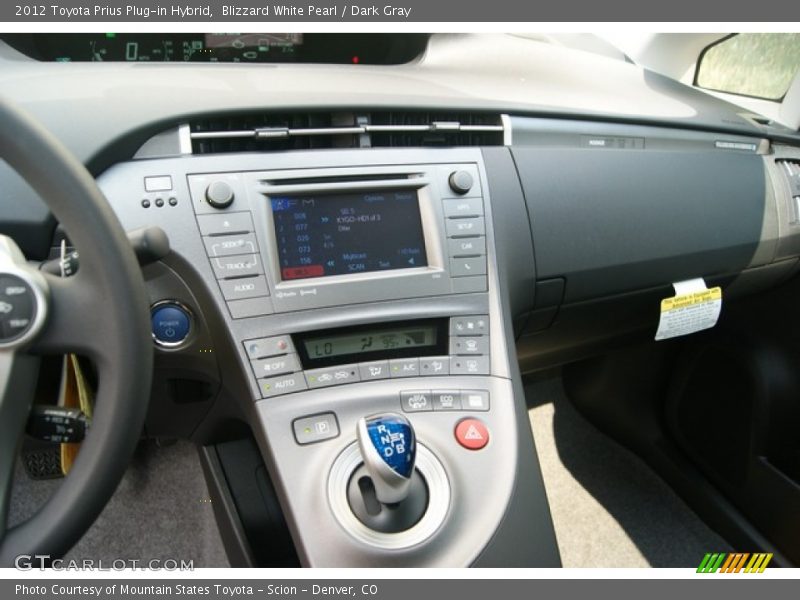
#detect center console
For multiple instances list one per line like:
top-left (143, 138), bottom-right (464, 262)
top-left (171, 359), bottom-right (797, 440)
top-left (98, 148), bottom-right (560, 567)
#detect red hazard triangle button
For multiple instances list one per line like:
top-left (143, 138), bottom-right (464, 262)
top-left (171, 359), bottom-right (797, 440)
top-left (455, 418), bottom-right (490, 450)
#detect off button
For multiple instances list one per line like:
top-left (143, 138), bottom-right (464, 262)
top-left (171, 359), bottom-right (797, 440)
top-left (455, 418), bottom-right (489, 450)
top-left (151, 302), bottom-right (191, 347)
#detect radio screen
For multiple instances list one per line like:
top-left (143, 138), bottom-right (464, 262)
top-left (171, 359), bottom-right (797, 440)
top-left (270, 190), bottom-right (427, 281)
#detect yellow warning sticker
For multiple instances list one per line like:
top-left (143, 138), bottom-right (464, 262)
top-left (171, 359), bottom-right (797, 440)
top-left (661, 287), bottom-right (722, 312)
top-left (655, 278), bottom-right (722, 341)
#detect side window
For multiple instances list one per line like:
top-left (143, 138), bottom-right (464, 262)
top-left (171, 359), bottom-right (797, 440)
top-left (695, 33), bottom-right (800, 101)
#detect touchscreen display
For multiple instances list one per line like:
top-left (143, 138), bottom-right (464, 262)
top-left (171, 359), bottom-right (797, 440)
top-left (270, 190), bottom-right (427, 281)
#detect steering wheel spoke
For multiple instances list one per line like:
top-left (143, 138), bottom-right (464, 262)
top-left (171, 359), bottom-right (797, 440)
top-left (0, 351), bottom-right (41, 540)
top-left (30, 272), bottom-right (111, 360)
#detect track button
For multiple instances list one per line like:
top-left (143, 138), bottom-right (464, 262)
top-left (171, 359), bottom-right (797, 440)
top-left (455, 418), bottom-right (489, 450)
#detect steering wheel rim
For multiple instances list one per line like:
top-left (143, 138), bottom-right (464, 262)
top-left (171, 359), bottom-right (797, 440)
top-left (0, 96), bottom-right (152, 565)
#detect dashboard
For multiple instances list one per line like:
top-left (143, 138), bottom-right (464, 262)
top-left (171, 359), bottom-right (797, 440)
top-left (0, 32), bottom-right (429, 64)
top-left (1, 32), bottom-right (799, 568)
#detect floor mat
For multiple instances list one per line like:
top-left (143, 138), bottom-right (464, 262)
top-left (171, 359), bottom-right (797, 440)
top-left (8, 439), bottom-right (230, 568)
top-left (527, 377), bottom-right (731, 568)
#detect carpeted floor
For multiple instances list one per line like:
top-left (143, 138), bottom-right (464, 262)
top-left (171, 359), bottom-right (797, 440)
top-left (9, 439), bottom-right (230, 567)
top-left (527, 376), bottom-right (731, 567)
top-left (9, 379), bottom-right (729, 569)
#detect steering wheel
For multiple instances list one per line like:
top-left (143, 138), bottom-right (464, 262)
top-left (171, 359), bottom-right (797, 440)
top-left (0, 97), bottom-right (152, 565)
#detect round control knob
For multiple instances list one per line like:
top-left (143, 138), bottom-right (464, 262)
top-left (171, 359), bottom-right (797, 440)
top-left (150, 302), bottom-right (192, 347)
top-left (448, 170), bottom-right (474, 195)
top-left (205, 181), bottom-right (234, 209)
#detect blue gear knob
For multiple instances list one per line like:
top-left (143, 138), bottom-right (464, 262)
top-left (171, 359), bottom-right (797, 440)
top-left (357, 413), bottom-right (417, 504)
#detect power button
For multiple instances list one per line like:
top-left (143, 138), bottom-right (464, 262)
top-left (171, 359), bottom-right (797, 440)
top-left (151, 302), bottom-right (192, 347)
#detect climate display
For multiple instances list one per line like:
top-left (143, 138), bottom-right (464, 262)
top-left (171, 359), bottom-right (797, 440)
top-left (304, 325), bottom-right (438, 360)
top-left (270, 191), bottom-right (427, 281)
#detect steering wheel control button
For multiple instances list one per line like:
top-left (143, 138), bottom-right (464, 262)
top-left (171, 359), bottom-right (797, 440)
top-left (251, 354), bottom-right (301, 379)
top-left (390, 358), bottom-right (420, 378)
top-left (461, 390), bottom-right (490, 411)
top-left (0, 275), bottom-right (36, 342)
top-left (196, 212), bottom-right (254, 237)
top-left (259, 372), bottom-right (307, 398)
top-left (443, 197), bottom-right (483, 218)
top-left (204, 233), bottom-right (259, 258)
top-left (420, 356), bottom-right (450, 376)
top-left (293, 413), bottom-right (339, 445)
top-left (432, 390), bottom-right (461, 411)
top-left (150, 302), bottom-right (191, 347)
top-left (401, 390), bottom-right (433, 412)
top-left (448, 170), bottom-right (474, 195)
top-left (306, 365), bottom-right (360, 389)
top-left (451, 356), bottom-right (490, 375)
top-left (358, 360), bottom-right (391, 381)
top-left (455, 418), bottom-right (490, 450)
top-left (205, 181), bottom-right (235, 209)
top-left (244, 335), bottom-right (293, 359)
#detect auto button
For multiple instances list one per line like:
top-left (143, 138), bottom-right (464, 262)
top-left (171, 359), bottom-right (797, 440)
top-left (259, 373), bottom-right (307, 398)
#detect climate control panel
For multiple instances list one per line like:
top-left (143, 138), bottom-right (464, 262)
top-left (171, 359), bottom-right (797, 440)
top-left (243, 315), bottom-right (491, 400)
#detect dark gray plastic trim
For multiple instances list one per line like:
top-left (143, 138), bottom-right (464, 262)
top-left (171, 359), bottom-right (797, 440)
top-left (512, 146), bottom-right (768, 303)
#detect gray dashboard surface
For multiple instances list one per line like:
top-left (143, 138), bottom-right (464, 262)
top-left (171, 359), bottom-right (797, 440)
top-left (0, 32), bottom-right (796, 260)
top-left (0, 33), bottom-right (791, 169)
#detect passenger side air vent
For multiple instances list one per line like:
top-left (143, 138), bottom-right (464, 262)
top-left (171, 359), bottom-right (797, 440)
top-left (776, 159), bottom-right (800, 224)
top-left (187, 111), bottom-right (507, 154)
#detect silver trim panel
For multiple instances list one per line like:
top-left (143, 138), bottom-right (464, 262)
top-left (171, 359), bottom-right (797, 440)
top-left (328, 442), bottom-right (450, 549)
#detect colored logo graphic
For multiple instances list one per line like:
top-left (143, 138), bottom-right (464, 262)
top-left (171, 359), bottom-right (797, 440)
top-left (697, 553), bottom-right (773, 573)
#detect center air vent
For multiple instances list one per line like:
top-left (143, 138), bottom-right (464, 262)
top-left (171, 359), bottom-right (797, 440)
top-left (187, 111), bottom-right (507, 154)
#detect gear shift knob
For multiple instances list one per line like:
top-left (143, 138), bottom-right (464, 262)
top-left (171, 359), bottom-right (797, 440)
top-left (356, 413), bottom-right (416, 505)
